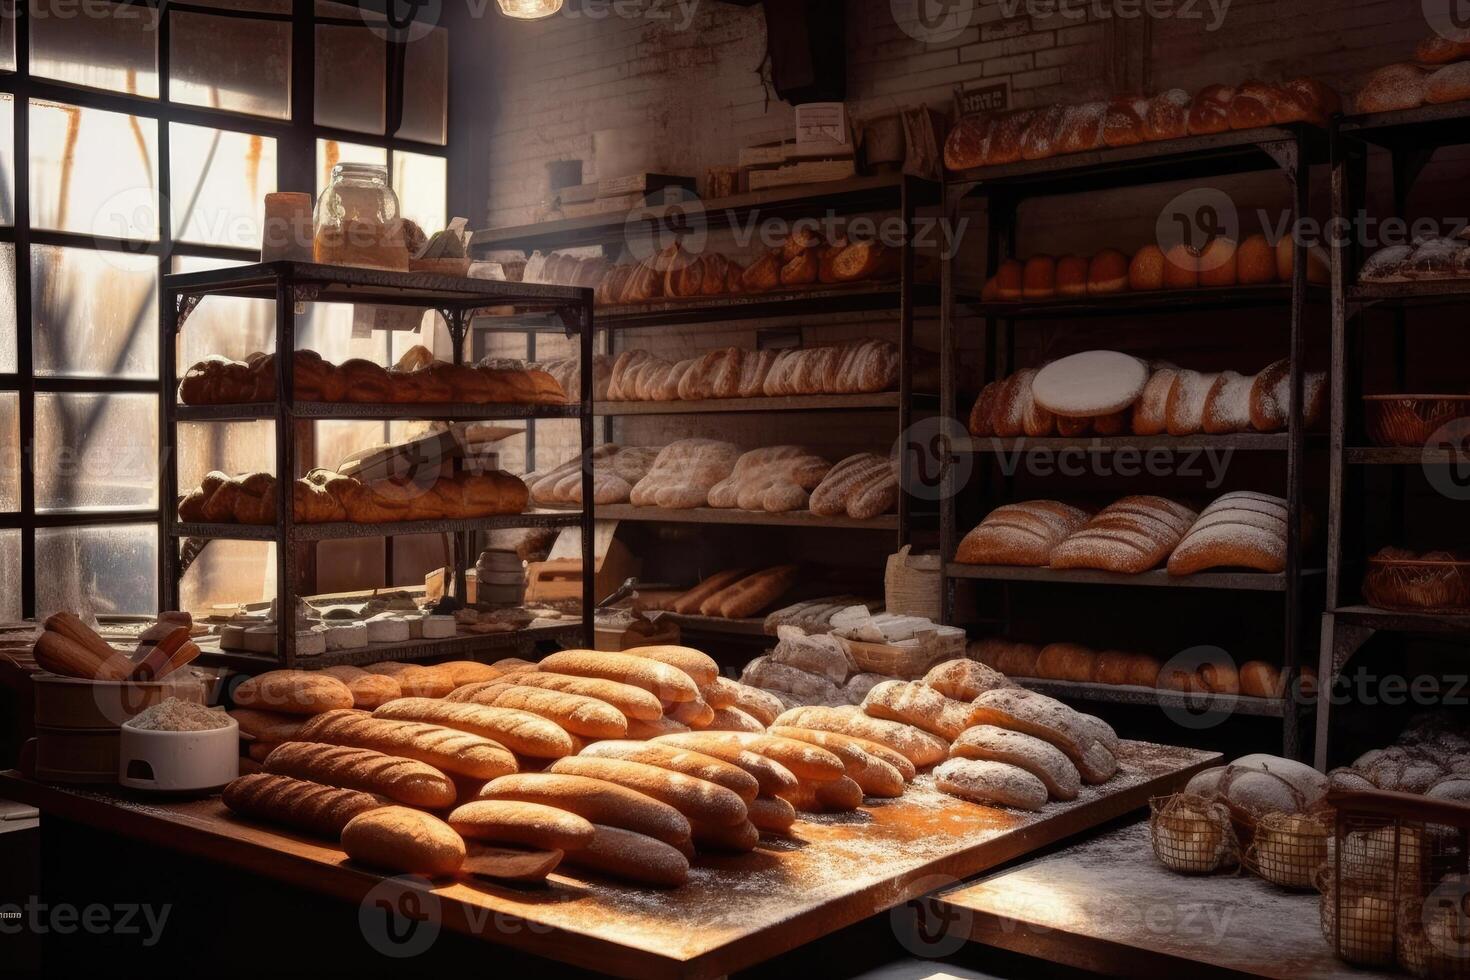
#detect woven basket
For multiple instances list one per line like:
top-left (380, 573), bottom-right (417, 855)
top-left (884, 546), bottom-right (942, 620)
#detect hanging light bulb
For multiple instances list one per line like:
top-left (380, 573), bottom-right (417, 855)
top-left (497, 0), bottom-right (563, 18)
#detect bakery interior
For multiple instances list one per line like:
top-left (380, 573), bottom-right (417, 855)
top-left (1, 0), bottom-right (1469, 977)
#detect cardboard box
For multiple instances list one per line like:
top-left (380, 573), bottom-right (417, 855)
top-left (526, 522), bottom-right (640, 605)
top-left (747, 158), bottom-right (857, 191)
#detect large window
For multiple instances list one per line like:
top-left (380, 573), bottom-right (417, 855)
top-left (0, 1), bottom-right (449, 620)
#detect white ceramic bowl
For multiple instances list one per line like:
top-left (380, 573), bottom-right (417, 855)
top-left (118, 716), bottom-right (239, 792)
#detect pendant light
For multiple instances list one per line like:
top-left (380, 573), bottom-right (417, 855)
top-left (497, 0), bottom-right (563, 18)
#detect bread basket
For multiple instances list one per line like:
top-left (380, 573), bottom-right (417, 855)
top-left (1363, 395), bottom-right (1470, 447)
top-left (1362, 553), bottom-right (1470, 614)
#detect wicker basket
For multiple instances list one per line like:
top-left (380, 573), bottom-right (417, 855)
top-left (1149, 793), bottom-right (1239, 874)
top-left (1363, 395), bottom-right (1470, 447)
top-left (884, 546), bottom-right (942, 620)
top-left (1363, 554), bottom-right (1470, 614)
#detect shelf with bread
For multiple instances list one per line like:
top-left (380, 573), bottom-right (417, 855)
top-left (945, 563), bottom-right (1295, 593)
top-left (162, 261), bottom-right (598, 667)
top-left (1338, 35), bottom-right (1470, 146)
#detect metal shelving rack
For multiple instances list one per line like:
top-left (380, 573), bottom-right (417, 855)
top-left (1316, 101), bottom-right (1470, 769)
top-left (158, 261), bottom-right (596, 671)
top-left (939, 124), bottom-right (1331, 757)
top-left (471, 175), bottom-right (942, 643)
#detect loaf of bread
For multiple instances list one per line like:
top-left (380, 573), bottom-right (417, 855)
top-left (484, 670), bottom-right (664, 722)
top-left (622, 645), bottom-right (720, 689)
top-left (766, 726), bottom-right (904, 797)
top-left (955, 501), bottom-right (1090, 566)
top-left (1355, 63), bottom-right (1428, 113)
top-left (464, 683), bottom-right (628, 739)
top-left (707, 446), bottom-right (833, 513)
top-left (222, 772), bottom-right (388, 838)
top-left (446, 799), bottom-right (594, 851)
top-left (922, 659), bottom-right (1012, 701)
top-left (1248, 359), bottom-right (1327, 432)
top-left (341, 806), bottom-right (466, 877)
top-left (723, 679), bottom-right (785, 727)
top-left (628, 438), bottom-right (742, 509)
top-left (181, 468), bottom-right (529, 525)
top-left (296, 709), bottom-right (517, 781)
top-left (229, 709), bottom-right (309, 744)
top-left (775, 720), bottom-right (917, 780)
top-left (969, 689), bottom-right (1117, 784)
top-left (478, 772), bottom-right (692, 847)
top-left (262, 741), bottom-right (458, 808)
top-left (562, 824), bottom-right (689, 887)
top-left (862, 680), bottom-right (976, 741)
top-left (808, 453), bottom-right (898, 520)
top-left (314, 666), bottom-right (402, 709)
top-left (33, 613), bottom-right (135, 680)
top-left (647, 734), bottom-right (798, 796)
top-left (668, 568), bottom-right (750, 616)
top-left (1048, 495), bottom-right (1198, 574)
top-left (372, 698), bottom-right (575, 759)
top-left (740, 656), bottom-right (842, 705)
top-left (935, 758), bottom-right (1049, 811)
top-left (697, 566), bottom-right (800, 619)
top-left (778, 774), bottom-right (865, 813)
top-left (772, 705), bottom-right (948, 767)
top-left (1093, 650), bottom-right (1163, 687)
top-left (1168, 491), bottom-right (1288, 575)
top-left (1035, 643), bottom-right (1097, 683)
top-left (548, 756), bottom-right (748, 827)
top-left (362, 662), bottom-right (456, 699)
top-left (654, 731), bottom-right (846, 785)
top-left (539, 650), bottom-right (700, 703)
top-left (950, 725), bottom-right (1080, 801)
top-left (575, 740), bottom-right (760, 802)
top-left (233, 670), bottom-right (355, 716)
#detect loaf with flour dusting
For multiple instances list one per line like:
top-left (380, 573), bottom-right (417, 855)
top-left (772, 705), bottom-right (948, 767)
top-left (955, 500), bottom-right (1090, 566)
top-left (1249, 359), bottom-right (1327, 432)
top-left (1131, 365), bottom-right (1179, 435)
top-left (861, 680), bottom-right (977, 741)
top-left (809, 453), bottom-right (898, 519)
top-left (629, 439), bottom-right (742, 509)
top-left (970, 688), bottom-right (1117, 784)
top-left (950, 725), bottom-right (1081, 801)
top-left (935, 758), bottom-right (1049, 811)
top-left (922, 659), bottom-right (1014, 701)
top-left (1049, 495), bottom-right (1198, 574)
top-left (1165, 369), bottom-right (1220, 436)
top-left (707, 446), bottom-right (832, 513)
top-left (1168, 490), bottom-right (1288, 575)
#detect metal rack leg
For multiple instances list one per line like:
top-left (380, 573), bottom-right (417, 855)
top-left (580, 294), bottom-right (595, 648)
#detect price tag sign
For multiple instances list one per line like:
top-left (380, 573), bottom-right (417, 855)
top-left (352, 305), bottom-right (429, 337)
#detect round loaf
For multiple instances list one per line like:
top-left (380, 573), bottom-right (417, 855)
top-left (950, 725), bottom-right (1081, 801)
top-left (935, 758), bottom-right (1048, 811)
top-left (478, 772), bottom-right (692, 846)
top-left (548, 756), bottom-right (748, 827)
top-left (575, 740), bottom-right (760, 801)
top-left (1128, 245), bottom-right (1167, 290)
top-left (1275, 236), bottom-right (1329, 284)
top-left (232, 670), bottom-right (354, 716)
top-left (1087, 248), bottom-right (1130, 294)
top-left (540, 649), bottom-right (700, 703)
top-left (342, 806), bottom-right (466, 877)
top-left (447, 800), bottom-right (595, 851)
top-left (562, 823), bottom-right (689, 888)
top-left (1032, 351), bottom-right (1149, 418)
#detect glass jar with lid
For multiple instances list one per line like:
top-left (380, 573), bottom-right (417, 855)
top-left (313, 162), bottom-right (410, 271)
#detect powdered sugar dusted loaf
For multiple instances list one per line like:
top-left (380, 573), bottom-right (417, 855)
top-left (1031, 350), bottom-right (1150, 418)
top-left (1168, 490), bottom-right (1288, 575)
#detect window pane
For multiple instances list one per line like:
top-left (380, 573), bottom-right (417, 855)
top-left (178, 419), bottom-right (274, 488)
top-left (171, 10), bottom-right (290, 119)
top-left (0, 0), bottom-right (14, 74)
top-left (174, 256), bottom-right (276, 366)
top-left (37, 524), bottom-right (157, 618)
top-left (35, 392), bottom-right (159, 512)
top-left (399, 27), bottom-right (447, 145)
top-left (30, 0), bottom-right (159, 98)
top-left (0, 95), bottom-right (14, 225)
top-left (0, 529), bottom-right (18, 621)
top-left (0, 243), bottom-right (15, 373)
top-left (30, 100), bottom-right (159, 240)
top-left (32, 245), bottom-right (157, 379)
top-left (170, 123), bottom-right (278, 248)
top-left (316, 139), bottom-right (386, 198)
top-left (316, 23), bottom-right (384, 135)
top-left (393, 150), bottom-right (446, 234)
top-left (181, 539), bottom-right (276, 615)
top-left (0, 392), bottom-right (16, 511)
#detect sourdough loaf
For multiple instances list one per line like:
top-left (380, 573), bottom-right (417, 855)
top-left (1049, 495), bottom-right (1198, 574)
top-left (1167, 490), bottom-right (1288, 575)
top-left (808, 453), bottom-right (898, 520)
top-left (955, 500), bottom-right (1090, 566)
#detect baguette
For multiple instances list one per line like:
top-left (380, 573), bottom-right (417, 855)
top-left (666, 696), bottom-right (715, 729)
top-left (950, 725), bottom-right (1081, 801)
top-left (477, 772), bottom-right (691, 847)
top-left (747, 795), bottom-right (797, 833)
top-left (229, 708), bottom-right (309, 743)
top-left (446, 800), bottom-right (595, 851)
top-left (669, 568), bottom-right (751, 615)
top-left (969, 689), bottom-right (1117, 784)
top-left (778, 775), bottom-right (864, 812)
top-left (700, 676), bottom-right (739, 709)
top-left (705, 706), bottom-right (765, 733)
top-left (766, 725), bottom-right (917, 782)
top-left (262, 741), bottom-right (457, 808)
top-left (465, 683), bottom-right (628, 739)
top-left (296, 709), bottom-right (517, 781)
top-left (362, 662), bottom-right (455, 699)
top-left (691, 818), bottom-right (760, 853)
top-left (574, 740), bottom-right (760, 802)
top-left (372, 698), bottom-right (575, 759)
top-left (625, 715), bottom-right (692, 740)
top-left (539, 650), bottom-right (700, 703)
top-left (233, 670), bottom-right (355, 716)
top-left (861, 681), bottom-right (976, 741)
top-left (562, 824), bottom-right (689, 888)
top-left (770, 705), bottom-right (948, 767)
top-left (440, 659), bottom-right (527, 688)
top-left (548, 756), bottom-right (748, 827)
top-left (318, 666), bottom-right (402, 709)
top-left (40, 612), bottom-right (134, 680)
top-left (724, 680), bottom-right (784, 727)
top-left (221, 772), bottom-right (388, 838)
top-left (648, 734), bottom-right (799, 795)
top-left (623, 644), bottom-right (720, 688)
top-left (766, 726), bottom-right (903, 797)
top-left (653, 731), bottom-right (845, 783)
top-left (488, 670), bottom-right (664, 722)
top-left (341, 806), bottom-right (466, 877)
top-left (702, 565), bottom-right (800, 619)
top-left (934, 758), bottom-right (1048, 812)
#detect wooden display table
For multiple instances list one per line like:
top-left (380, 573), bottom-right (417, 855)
top-left (1, 741), bottom-right (1215, 979)
top-left (939, 820), bottom-right (1396, 980)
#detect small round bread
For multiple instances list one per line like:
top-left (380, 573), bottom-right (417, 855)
top-left (232, 669), bottom-right (354, 716)
top-left (950, 726), bottom-right (1081, 801)
top-left (934, 758), bottom-right (1049, 812)
top-left (446, 800), bottom-right (595, 851)
top-left (622, 644), bottom-right (719, 688)
top-left (477, 772), bottom-right (692, 847)
top-left (539, 650), bottom-right (700, 703)
top-left (575, 740), bottom-right (759, 802)
top-left (1236, 233), bottom-right (1277, 284)
top-left (548, 756), bottom-right (749, 827)
top-left (1087, 248), bottom-right (1130, 294)
top-left (562, 824), bottom-right (689, 888)
top-left (1031, 351), bottom-right (1149, 418)
top-left (748, 795), bottom-right (797, 833)
top-left (341, 806), bottom-right (466, 877)
top-left (1021, 255), bottom-right (1056, 298)
top-left (1055, 255), bottom-right (1089, 296)
top-left (1128, 245), bottom-right (1166, 290)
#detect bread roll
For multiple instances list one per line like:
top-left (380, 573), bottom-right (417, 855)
top-left (983, 108), bottom-right (1034, 165)
top-left (1055, 102), bottom-right (1106, 154)
top-left (233, 670), bottom-right (354, 716)
top-left (1128, 245), bottom-right (1166, 290)
top-left (1021, 255), bottom-right (1056, 298)
top-left (222, 772), bottom-right (387, 838)
top-left (1087, 248), bottom-right (1130, 294)
top-left (1131, 366), bottom-right (1178, 435)
top-left (1102, 96), bottom-right (1147, 147)
top-left (372, 698), bottom-right (575, 759)
top-left (1197, 236), bottom-right (1238, 287)
top-left (950, 725), bottom-right (1081, 801)
top-left (341, 806), bottom-right (466, 877)
top-left (1236, 234), bottom-right (1277, 284)
top-left (575, 740), bottom-right (760, 801)
top-left (943, 112), bottom-right (990, 171)
top-left (1055, 255), bottom-right (1089, 296)
top-left (478, 772), bottom-right (691, 847)
top-left (262, 741), bottom-right (457, 808)
top-left (296, 709), bottom-right (517, 781)
top-left (548, 756), bottom-right (748, 827)
top-left (1188, 83), bottom-right (1235, 134)
top-left (935, 758), bottom-right (1049, 811)
top-left (994, 258), bottom-right (1023, 299)
top-left (447, 800), bottom-right (595, 851)
top-left (1144, 88), bottom-right (1191, 140)
top-left (539, 650), bottom-right (700, 703)
top-left (1035, 643), bottom-right (1096, 683)
top-left (1162, 244), bottom-right (1200, 288)
top-left (562, 824), bottom-right (689, 888)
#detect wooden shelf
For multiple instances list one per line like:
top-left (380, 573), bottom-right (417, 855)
top-left (172, 511), bottom-right (584, 542)
top-left (1015, 677), bottom-right (1292, 717)
top-left (1340, 99), bottom-right (1470, 148)
top-left (593, 280), bottom-right (936, 329)
top-left (960, 283), bottom-right (1319, 318)
top-left (595, 392), bottom-right (907, 416)
top-left (946, 562), bottom-right (1301, 592)
top-left (176, 402), bottom-right (580, 422)
top-left (1345, 445), bottom-right (1470, 465)
top-left (594, 504), bottom-right (899, 530)
top-left (657, 612), bottom-right (770, 638)
top-left (195, 621), bottom-right (582, 671)
top-left (958, 432), bottom-right (1291, 453)
top-left (1349, 279), bottom-right (1470, 307)
top-left (1332, 604), bottom-right (1470, 635)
